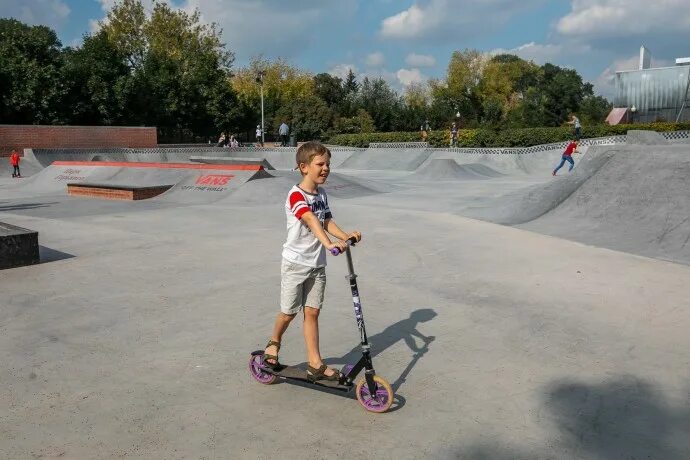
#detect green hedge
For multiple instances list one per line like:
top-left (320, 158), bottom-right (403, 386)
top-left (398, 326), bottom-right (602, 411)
top-left (327, 122), bottom-right (690, 148)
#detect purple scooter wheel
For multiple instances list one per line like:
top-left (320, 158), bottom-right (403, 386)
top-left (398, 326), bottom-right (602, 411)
top-left (355, 375), bottom-right (394, 413)
top-left (248, 353), bottom-right (277, 385)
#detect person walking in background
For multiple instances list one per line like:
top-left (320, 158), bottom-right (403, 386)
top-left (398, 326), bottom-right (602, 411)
top-left (420, 119), bottom-right (430, 143)
top-left (255, 125), bottom-right (263, 146)
top-left (279, 121), bottom-right (290, 147)
top-left (450, 122), bottom-right (458, 147)
top-left (567, 114), bottom-right (582, 140)
top-left (10, 149), bottom-right (21, 178)
top-left (552, 139), bottom-right (580, 176)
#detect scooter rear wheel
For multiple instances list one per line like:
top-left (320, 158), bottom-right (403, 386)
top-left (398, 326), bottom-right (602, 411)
top-left (355, 375), bottom-right (394, 413)
top-left (248, 353), bottom-right (277, 385)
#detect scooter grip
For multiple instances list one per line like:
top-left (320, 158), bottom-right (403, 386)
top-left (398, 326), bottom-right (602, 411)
top-left (330, 236), bottom-right (358, 256)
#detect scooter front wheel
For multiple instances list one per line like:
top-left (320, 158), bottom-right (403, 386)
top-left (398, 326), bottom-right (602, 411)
top-left (355, 375), bottom-right (394, 413)
top-left (248, 353), bottom-right (277, 385)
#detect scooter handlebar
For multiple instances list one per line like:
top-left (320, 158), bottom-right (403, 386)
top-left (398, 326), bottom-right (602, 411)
top-left (330, 236), bottom-right (358, 256)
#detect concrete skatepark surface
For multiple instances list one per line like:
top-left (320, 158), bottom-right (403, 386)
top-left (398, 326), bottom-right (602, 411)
top-left (1, 135), bottom-right (690, 458)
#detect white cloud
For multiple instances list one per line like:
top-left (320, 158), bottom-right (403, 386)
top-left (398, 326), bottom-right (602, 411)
top-left (380, 0), bottom-right (544, 41)
top-left (396, 68), bottom-right (426, 87)
top-left (328, 63), bottom-right (358, 80)
top-left (0, 0), bottom-right (70, 30)
top-left (365, 52), bottom-right (386, 67)
top-left (88, 19), bottom-right (101, 34)
top-left (405, 53), bottom-right (436, 67)
top-left (557, 0), bottom-right (690, 38)
top-left (380, 3), bottom-right (430, 39)
top-left (489, 42), bottom-right (566, 64)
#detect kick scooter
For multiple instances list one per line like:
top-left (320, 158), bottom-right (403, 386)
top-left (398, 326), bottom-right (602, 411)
top-left (249, 237), bottom-right (394, 413)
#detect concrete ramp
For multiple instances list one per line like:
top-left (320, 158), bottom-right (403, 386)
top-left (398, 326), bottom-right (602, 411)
top-left (427, 149), bottom-right (565, 175)
top-left (410, 159), bottom-right (496, 180)
top-left (522, 145), bottom-right (690, 264)
top-left (338, 148), bottom-right (431, 171)
top-left (212, 170), bottom-right (397, 207)
top-left (626, 130), bottom-right (669, 145)
top-left (464, 146), bottom-right (618, 225)
top-left (0, 161), bottom-right (266, 204)
top-left (151, 164), bottom-right (268, 204)
top-left (1, 161), bottom-right (126, 197)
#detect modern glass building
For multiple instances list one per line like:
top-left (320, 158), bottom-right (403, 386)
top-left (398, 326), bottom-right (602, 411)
top-left (614, 65), bottom-right (690, 123)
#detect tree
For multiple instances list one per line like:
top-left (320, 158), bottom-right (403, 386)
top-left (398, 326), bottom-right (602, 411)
top-left (343, 69), bottom-right (358, 93)
top-left (578, 95), bottom-right (612, 125)
top-left (60, 30), bottom-right (130, 125)
top-left (332, 109), bottom-right (375, 134)
top-left (444, 49), bottom-right (486, 123)
top-left (313, 73), bottom-right (346, 111)
top-left (100, 0), bottom-right (146, 69)
top-left (0, 19), bottom-right (64, 124)
top-left (274, 95), bottom-right (333, 140)
top-left (358, 77), bottom-right (402, 132)
top-left (540, 63), bottom-right (591, 126)
top-left (100, 0), bottom-right (237, 141)
top-left (232, 56), bottom-right (315, 135)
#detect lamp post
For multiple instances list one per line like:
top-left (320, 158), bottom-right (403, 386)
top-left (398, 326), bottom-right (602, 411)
top-left (630, 105), bottom-right (637, 124)
top-left (256, 70), bottom-right (266, 145)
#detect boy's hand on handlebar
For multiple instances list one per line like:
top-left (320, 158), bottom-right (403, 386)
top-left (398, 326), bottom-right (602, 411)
top-left (327, 240), bottom-right (348, 253)
top-left (347, 231), bottom-right (362, 243)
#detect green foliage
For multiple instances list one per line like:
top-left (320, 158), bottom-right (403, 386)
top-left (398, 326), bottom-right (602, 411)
top-left (344, 69), bottom-right (358, 94)
top-left (539, 63), bottom-right (592, 126)
top-left (332, 109), bottom-right (375, 134)
top-left (578, 95), bottom-right (613, 125)
top-left (313, 73), bottom-right (346, 111)
top-left (60, 30), bottom-right (130, 125)
top-left (274, 95), bottom-right (333, 141)
top-left (327, 122), bottom-right (690, 148)
top-left (0, 19), bottom-right (65, 123)
top-left (358, 77), bottom-right (403, 132)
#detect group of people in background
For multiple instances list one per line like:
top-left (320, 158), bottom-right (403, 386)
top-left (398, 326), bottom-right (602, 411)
top-left (221, 121), bottom-right (290, 148)
top-left (216, 133), bottom-right (239, 148)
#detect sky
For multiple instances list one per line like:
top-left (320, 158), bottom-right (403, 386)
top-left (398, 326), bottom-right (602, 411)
top-left (3, 0), bottom-right (690, 98)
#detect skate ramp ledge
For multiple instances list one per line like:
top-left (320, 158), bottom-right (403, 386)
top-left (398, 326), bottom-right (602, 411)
top-left (67, 183), bottom-right (173, 200)
top-left (51, 161), bottom-right (264, 171)
top-left (0, 221), bottom-right (39, 269)
top-left (189, 156), bottom-right (275, 170)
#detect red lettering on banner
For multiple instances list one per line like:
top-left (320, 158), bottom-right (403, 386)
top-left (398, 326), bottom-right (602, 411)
top-left (195, 174), bottom-right (234, 186)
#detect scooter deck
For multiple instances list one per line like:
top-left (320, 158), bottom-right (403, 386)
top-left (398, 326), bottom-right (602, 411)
top-left (265, 363), bottom-right (353, 391)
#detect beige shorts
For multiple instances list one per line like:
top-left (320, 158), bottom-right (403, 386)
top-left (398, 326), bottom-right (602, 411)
top-left (280, 258), bottom-right (326, 315)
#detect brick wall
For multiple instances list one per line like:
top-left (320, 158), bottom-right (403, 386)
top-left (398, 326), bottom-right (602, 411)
top-left (0, 125), bottom-right (157, 157)
top-left (67, 184), bottom-right (172, 200)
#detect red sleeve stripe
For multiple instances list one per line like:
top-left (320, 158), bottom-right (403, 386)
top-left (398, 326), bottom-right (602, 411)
top-left (295, 207), bottom-right (309, 219)
top-left (289, 191), bottom-right (306, 208)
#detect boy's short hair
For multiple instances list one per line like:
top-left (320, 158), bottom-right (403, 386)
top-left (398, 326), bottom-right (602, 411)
top-left (295, 141), bottom-right (331, 170)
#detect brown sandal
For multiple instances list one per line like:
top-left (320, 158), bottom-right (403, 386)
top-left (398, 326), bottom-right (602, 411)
top-left (307, 364), bottom-right (340, 382)
top-left (263, 340), bottom-right (281, 370)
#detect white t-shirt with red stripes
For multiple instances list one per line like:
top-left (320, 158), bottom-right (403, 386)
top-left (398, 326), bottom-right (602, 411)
top-left (282, 184), bottom-right (332, 268)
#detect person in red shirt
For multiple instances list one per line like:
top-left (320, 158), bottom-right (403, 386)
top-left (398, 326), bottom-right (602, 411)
top-left (552, 140), bottom-right (579, 176)
top-left (9, 150), bottom-right (21, 178)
